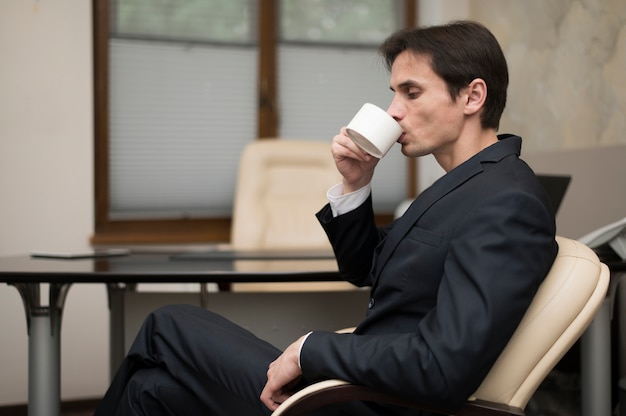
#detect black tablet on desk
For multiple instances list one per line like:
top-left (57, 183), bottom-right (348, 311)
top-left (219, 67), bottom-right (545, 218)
top-left (170, 249), bottom-right (335, 261)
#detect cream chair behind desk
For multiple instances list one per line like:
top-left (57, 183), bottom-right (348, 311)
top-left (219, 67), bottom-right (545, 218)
top-left (229, 139), bottom-right (354, 292)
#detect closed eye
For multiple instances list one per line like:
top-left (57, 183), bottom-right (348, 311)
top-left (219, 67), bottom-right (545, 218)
top-left (407, 89), bottom-right (421, 99)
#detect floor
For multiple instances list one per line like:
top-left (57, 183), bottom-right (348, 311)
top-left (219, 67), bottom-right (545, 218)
top-left (62, 409), bottom-right (95, 416)
top-left (59, 373), bottom-right (583, 416)
top-left (0, 400), bottom-right (99, 416)
top-left (0, 370), bottom-right (603, 416)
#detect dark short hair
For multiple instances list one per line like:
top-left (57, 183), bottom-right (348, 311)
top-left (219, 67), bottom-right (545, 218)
top-left (379, 20), bottom-right (508, 130)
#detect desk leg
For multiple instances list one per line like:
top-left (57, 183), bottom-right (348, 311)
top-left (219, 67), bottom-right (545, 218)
top-left (11, 283), bottom-right (71, 416)
top-left (107, 283), bottom-right (125, 380)
top-left (581, 297), bottom-right (612, 416)
top-left (29, 311), bottom-right (61, 416)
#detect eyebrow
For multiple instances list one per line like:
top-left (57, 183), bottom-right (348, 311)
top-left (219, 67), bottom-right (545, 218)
top-left (390, 79), bottom-right (421, 92)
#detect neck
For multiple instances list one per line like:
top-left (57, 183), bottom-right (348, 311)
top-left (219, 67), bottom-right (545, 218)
top-left (435, 127), bottom-right (498, 172)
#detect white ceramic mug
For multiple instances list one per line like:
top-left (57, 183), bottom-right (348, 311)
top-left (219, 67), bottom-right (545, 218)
top-left (345, 103), bottom-right (402, 158)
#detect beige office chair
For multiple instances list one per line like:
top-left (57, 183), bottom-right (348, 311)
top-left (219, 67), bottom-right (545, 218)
top-left (229, 139), bottom-right (355, 292)
top-left (272, 236), bottom-right (610, 416)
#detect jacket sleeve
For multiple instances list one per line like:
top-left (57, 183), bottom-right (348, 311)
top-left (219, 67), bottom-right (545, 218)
top-left (316, 194), bottom-right (392, 287)
top-left (303, 189), bottom-right (558, 410)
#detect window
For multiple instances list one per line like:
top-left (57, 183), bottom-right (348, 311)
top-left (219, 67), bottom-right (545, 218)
top-left (93, 0), bottom-right (417, 244)
top-left (112, 0), bottom-right (256, 44)
top-left (280, 0), bottom-right (398, 45)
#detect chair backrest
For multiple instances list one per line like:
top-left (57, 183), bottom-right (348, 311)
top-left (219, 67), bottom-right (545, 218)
top-left (231, 139), bottom-right (340, 250)
top-left (472, 236), bottom-right (610, 408)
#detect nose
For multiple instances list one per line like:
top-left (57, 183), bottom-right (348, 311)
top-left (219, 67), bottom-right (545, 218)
top-left (386, 98), bottom-right (403, 121)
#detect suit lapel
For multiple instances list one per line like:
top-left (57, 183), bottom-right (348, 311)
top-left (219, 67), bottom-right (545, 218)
top-left (370, 135), bottom-right (522, 284)
top-left (370, 162), bottom-right (482, 281)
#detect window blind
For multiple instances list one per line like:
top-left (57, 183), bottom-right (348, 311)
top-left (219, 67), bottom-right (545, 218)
top-left (108, 39), bottom-right (258, 219)
top-left (278, 45), bottom-right (406, 212)
top-left (107, 1), bottom-right (405, 220)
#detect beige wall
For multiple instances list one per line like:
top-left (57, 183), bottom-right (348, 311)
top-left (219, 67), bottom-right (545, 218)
top-left (0, 0), bottom-right (109, 405)
top-left (473, 0), bottom-right (626, 151)
top-left (470, 0), bottom-right (626, 238)
top-left (419, 0), bottom-right (626, 238)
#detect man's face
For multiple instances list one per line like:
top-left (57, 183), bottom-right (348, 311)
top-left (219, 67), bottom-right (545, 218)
top-left (387, 50), bottom-right (468, 163)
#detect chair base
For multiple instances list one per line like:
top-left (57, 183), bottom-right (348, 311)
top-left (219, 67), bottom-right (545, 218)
top-left (273, 379), bottom-right (525, 416)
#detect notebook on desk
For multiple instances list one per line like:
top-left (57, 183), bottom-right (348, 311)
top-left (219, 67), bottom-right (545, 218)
top-left (31, 248), bottom-right (130, 259)
top-left (536, 174), bottom-right (571, 216)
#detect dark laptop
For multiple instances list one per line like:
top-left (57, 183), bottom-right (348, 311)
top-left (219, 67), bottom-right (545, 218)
top-left (536, 174), bottom-right (571, 216)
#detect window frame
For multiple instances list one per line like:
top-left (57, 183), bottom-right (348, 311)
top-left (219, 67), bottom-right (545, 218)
top-left (91, 0), bottom-right (417, 245)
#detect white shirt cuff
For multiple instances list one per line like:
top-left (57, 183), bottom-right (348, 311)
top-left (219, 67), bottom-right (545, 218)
top-left (297, 332), bottom-right (313, 369)
top-left (327, 183), bottom-right (371, 217)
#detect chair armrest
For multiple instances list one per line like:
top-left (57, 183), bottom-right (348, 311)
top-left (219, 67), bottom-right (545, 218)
top-left (334, 327), bottom-right (357, 334)
top-left (272, 379), bottom-right (525, 416)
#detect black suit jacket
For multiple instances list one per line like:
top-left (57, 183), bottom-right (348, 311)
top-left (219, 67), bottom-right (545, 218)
top-left (302, 135), bottom-right (558, 411)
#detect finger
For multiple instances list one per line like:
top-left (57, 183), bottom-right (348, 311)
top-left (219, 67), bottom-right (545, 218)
top-left (343, 140), bottom-right (372, 162)
top-left (333, 135), bottom-right (371, 162)
top-left (260, 385), bottom-right (279, 411)
top-left (260, 387), bottom-right (291, 411)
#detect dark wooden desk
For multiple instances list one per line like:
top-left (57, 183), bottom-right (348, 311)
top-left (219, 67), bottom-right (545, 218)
top-left (0, 251), bottom-right (342, 416)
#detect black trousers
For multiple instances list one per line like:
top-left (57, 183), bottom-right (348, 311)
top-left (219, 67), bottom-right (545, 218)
top-left (95, 304), bottom-right (283, 415)
top-left (94, 304), bottom-right (393, 416)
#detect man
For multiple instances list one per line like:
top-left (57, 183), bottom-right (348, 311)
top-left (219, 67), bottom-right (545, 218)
top-left (95, 20), bottom-right (557, 416)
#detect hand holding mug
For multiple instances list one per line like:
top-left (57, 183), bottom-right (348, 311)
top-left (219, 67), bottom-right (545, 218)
top-left (345, 103), bottom-right (402, 158)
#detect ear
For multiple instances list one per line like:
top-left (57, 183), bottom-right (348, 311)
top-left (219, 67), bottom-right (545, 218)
top-left (463, 78), bottom-right (487, 116)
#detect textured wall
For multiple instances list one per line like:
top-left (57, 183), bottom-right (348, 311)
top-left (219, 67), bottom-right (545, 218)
top-left (417, 0), bottom-right (626, 237)
top-left (471, 0), bottom-right (626, 151)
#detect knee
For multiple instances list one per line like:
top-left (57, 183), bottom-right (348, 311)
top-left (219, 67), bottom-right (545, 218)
top-left (134, 304), bottom-right (195, 344)
top-left (143, 304), bottom-right (216, 335)
top-left (148, 304), bottom-right (197, 325)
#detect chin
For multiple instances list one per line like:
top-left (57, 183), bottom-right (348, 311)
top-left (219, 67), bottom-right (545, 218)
top-left (400, 145), bottom-right (419, 158)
